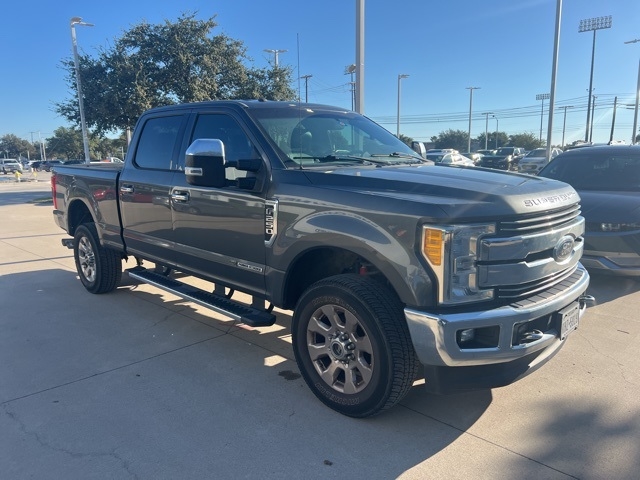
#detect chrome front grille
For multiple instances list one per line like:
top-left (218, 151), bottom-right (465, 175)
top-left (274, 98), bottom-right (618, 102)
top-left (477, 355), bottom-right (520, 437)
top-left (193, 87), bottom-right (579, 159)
top-left (498, 204), bottom-right (581, 235)
top-left (478, 203), bottom-right (585, 302)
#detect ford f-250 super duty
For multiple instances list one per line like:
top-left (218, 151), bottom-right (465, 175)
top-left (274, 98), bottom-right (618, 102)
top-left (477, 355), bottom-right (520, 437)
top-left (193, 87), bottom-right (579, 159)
top-left (52, 100), bottom-right (594, 417)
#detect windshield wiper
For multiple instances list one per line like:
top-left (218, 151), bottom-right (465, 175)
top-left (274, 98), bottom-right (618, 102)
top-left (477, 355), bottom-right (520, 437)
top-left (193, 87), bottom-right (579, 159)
top-left (290, 155), bottom-right (387, 166)
top-left (368, 152), bottom-right (426, 163)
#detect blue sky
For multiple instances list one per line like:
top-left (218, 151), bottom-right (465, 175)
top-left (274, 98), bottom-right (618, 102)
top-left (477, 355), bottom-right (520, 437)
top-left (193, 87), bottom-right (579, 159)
top-left (2, 0), bottom-right (639, 147)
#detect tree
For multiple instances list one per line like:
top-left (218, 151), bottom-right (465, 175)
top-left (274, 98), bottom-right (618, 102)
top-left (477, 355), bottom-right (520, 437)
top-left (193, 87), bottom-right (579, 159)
top-left (476, 131), bottom-right (509, 150)
top-left (0, 134), bottom-right (37, 160)
top-left (56, 12), bottom-right (297, 135)
top-left (397, 133), bottom-right (414, 146)
top-left (430, 129), bottom-right (469, 152)
top-left (508, 132), bottom-right (544, 150)
top-left (45, 128), bottom-right (85, 160)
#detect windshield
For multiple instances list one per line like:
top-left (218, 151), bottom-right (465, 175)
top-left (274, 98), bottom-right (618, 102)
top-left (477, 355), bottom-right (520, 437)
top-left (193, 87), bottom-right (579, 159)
top-left (540, 150), bottom-right (640, 192)
top-left (526, 149), bottom-right (546, 157)
top-left (250, 106), bottom-right (425, 168)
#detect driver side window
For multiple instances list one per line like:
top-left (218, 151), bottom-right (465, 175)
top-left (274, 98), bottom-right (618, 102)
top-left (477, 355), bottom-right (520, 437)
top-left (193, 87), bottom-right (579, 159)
top-left (191, 114), bottom-right (259, 180)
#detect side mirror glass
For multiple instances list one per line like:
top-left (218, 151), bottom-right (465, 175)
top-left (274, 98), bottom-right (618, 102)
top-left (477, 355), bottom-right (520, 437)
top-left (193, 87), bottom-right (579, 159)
top-left (185, 139), bottom-right (227, 188)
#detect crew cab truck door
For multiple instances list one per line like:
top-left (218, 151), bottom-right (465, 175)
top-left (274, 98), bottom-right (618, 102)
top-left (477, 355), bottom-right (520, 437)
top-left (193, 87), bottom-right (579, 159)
top-left (171, 111), bottom-right (267, 295)
top-left (119, 112), bottom-right (187, 263)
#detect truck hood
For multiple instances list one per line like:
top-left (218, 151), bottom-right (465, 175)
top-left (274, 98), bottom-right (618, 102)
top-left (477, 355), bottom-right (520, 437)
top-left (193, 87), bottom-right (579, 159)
top-left (302, 164), bottom-right (579, 219)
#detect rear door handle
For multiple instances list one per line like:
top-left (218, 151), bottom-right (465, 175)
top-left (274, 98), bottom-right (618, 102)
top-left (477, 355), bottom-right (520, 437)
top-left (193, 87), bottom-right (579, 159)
top-left (171, 190), bottom-right (190, 202)
top-left (120, 184), bottom-right (134, 194)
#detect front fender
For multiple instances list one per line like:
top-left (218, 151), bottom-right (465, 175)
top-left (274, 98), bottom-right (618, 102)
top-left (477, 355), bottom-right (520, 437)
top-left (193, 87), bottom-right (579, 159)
top-left (271, 209), bottom-right (435, 307)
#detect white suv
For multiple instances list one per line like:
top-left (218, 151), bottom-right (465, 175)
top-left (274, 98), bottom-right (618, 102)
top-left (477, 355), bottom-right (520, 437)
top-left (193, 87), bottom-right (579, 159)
top-left (0, 159), bottom-right (24, 174)
top-left (517, 148), bottom-right (562, 175)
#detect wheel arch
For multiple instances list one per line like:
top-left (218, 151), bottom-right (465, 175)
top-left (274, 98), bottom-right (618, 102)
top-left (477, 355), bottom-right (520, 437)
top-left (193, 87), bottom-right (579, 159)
top-left (67, 198), bottom-right (95, 236)
top-left (279, 244), bottom-right (422, 311)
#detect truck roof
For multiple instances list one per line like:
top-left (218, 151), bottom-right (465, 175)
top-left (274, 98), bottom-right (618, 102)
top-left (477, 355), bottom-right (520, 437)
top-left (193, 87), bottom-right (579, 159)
top-left (144, 99), bottom-right (352, 115)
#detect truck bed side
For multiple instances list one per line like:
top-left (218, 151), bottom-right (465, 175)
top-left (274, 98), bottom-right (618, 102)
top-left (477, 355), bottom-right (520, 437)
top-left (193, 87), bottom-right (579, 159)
top-left (52, 163), bottom-right (125, 252)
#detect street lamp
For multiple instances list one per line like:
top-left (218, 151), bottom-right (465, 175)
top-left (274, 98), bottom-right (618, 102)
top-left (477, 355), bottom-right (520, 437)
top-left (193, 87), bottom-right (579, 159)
top-left (397, 74), bottom-right (409, 137)
top-left (482, 112), bottom-right (494, 150)
top-left (466, 87), bottom-right (480, 153)
top-left (492, 115), bottom-right (499, 149)
top-left (536, 93), bottom-right (550, 142)
top-left (625, 38), bottom-right (640, 144)
top-left (579, 15), bottom-right (612, 142)
top-left (560, 105), bottom-right (574, 147)
top-left (264, 48), bottom-right (287, 67)
top-left (70, 17), bottom-right (94, 164)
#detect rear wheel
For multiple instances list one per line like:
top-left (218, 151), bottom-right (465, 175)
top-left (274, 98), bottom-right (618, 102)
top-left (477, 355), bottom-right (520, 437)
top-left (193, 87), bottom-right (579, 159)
top-left (292, 274), bottom-right (418, 417)
top-left (73, 223), bottom-right (122, 294)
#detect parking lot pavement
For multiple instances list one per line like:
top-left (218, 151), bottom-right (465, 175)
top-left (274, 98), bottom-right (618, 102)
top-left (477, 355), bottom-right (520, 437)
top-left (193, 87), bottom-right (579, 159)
top-left (1, 181), bottom-right (639, 480)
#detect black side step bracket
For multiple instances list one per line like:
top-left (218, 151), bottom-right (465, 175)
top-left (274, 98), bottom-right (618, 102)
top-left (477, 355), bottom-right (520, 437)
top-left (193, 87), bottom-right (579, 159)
top-left (126, 266), bottom-right (276, 327)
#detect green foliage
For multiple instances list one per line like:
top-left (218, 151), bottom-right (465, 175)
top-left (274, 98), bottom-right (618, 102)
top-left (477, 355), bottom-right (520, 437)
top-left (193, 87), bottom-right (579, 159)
top-left (397, 133), bottom-right (414, 146)
top-left (430, 129), bottom-right (469, 152)
top-left (476, 131), bottom-right (509, 149)
top-left (0, 134), bottom-right (37, 159)
top-left (45, 127), bottom-right (126, 160)
top-left (55, 12), bottom-right (297, 135)
top-left (507, 132), bottom-right (544, 150)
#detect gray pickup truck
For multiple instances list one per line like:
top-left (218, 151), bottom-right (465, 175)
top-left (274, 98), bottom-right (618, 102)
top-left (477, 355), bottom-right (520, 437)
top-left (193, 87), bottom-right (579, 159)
top-left (52, 100), bottom-right (593, 417)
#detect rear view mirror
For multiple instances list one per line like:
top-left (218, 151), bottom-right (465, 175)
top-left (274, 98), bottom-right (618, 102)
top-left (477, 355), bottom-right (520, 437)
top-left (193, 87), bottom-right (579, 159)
top-left (185, 139), bottom-right (227, 188)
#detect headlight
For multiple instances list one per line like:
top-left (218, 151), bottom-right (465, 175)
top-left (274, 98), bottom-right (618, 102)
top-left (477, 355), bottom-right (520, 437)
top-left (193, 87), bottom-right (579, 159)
top-left (422, 224), bottom-right (496, 305)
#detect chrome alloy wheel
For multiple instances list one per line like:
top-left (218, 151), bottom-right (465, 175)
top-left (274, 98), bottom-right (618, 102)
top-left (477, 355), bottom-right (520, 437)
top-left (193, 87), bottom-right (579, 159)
top-left (77, 235), bottom-right (97, 283)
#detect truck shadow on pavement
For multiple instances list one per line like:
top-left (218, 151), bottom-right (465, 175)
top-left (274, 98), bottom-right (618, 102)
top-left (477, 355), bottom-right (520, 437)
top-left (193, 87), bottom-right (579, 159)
top-left (1, 267), bottom-right (497, 478)
top-left (3, 267), bottom-right (638, 478)
top-left (586, 272), bottom-right (640, 306)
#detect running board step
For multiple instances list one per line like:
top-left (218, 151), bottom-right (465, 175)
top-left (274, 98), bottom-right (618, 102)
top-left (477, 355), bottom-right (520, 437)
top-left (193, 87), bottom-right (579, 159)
top-left (126, 267), bottom-right (276, 327)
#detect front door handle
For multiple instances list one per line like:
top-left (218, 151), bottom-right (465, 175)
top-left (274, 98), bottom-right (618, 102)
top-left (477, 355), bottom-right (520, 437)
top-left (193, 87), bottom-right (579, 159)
top-left (171, 191), bottom-right (190, 202)
top-left (120, 184), bottom-right (134, 194)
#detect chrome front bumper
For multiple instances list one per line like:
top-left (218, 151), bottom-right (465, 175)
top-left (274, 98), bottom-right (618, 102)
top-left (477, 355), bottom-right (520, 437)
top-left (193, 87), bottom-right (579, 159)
top-left (405, 264), bottom-right (592, 368)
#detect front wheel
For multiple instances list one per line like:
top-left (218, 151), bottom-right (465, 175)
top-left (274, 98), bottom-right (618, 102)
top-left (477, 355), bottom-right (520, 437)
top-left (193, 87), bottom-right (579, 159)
top-left (292, 274), bottom-right (418, 417)
top-left (73, 223), bottom-right (122, 294)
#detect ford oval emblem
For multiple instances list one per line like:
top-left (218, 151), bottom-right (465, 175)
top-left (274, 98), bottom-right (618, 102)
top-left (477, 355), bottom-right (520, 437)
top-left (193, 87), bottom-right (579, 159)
top-left (553, 236), bottom-right (575, 263)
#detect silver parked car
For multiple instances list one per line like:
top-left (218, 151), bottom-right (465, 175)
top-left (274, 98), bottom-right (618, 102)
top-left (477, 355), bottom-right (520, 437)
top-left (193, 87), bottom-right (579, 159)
top-left (0, 159), bottom-right (24, 174)
top-left (517, 147), bottom-right (562, 175)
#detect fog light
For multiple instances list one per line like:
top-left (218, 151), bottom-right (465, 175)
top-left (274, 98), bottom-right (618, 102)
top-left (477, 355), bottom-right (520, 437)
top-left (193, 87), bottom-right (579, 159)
top-left (459, 328), bottom-right (475, 343)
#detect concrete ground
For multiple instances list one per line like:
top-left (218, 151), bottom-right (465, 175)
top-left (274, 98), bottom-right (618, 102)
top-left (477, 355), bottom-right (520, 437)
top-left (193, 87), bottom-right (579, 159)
top-left (1, 177), bottom-right (638, 479)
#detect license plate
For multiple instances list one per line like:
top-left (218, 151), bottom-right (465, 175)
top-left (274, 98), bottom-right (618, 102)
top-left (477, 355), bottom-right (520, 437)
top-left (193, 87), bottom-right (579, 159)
top-left (559, 302), bottom-right (580, 340)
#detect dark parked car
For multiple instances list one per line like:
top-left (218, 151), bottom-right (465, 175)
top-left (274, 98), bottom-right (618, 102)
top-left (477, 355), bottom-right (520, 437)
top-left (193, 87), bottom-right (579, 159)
top-left (40, 160), bottom-right (64, 172)
top-left (539, 145), bottom-right (640, 276)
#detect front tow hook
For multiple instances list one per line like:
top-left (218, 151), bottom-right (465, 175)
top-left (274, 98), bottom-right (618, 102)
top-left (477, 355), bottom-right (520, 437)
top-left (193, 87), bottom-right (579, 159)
top-left (579, 294), bottom-right (596, 308)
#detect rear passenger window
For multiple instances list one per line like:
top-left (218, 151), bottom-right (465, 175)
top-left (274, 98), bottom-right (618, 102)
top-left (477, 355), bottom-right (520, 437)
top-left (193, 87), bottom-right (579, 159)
top-left (134, 115), bottom-right (183, 170)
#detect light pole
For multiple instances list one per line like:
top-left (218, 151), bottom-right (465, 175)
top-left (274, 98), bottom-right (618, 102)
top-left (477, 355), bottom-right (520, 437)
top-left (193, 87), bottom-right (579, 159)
top-left (492, 115), bottom-right (499, 149)
top-left (589, 96), bottom-right (597, 142)
top-left (300, 74), bottom-right (312, 102)
top-left (466, 87), bottom-right (480, 153)
top-left (397, 74), bottom-right (409, 137)
top-left (560, 105), bottom-right (574, 147)
top-left (264, 49), bottom-right (287, 67)
top-left (355, 0), bottom-right (365, 114)
top-left (579, 15), bottom-right (612, 142)
top-left (625, 38), bottom-right (640, 144)
top-left (70, 17), bottom-right (94, 164)
top-left (546, 0), bottom-right (562, 160)
top-left (536, 93), bottom-right (550, 142)
top-left (482, 112), bottom-right (494, 150)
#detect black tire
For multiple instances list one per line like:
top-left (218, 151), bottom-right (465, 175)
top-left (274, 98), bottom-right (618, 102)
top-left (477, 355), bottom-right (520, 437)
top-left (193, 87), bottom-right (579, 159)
top-left (73, 223), bottom-right (122, 294)
top-left (292, 274), bottom-right (418, 417)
